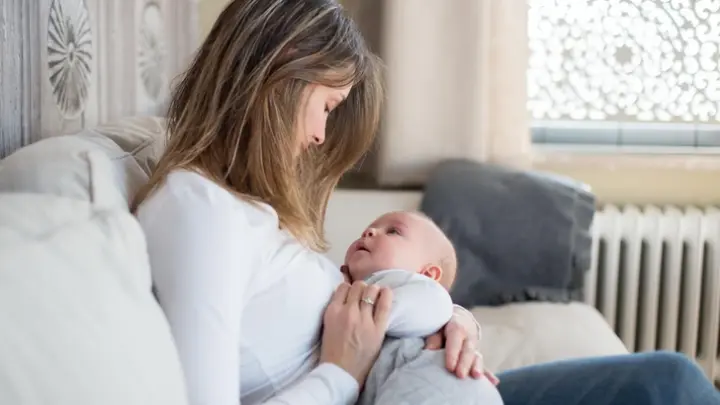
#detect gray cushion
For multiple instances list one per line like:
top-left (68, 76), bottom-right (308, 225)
top-left (420, 159), bottom-right (595, 307)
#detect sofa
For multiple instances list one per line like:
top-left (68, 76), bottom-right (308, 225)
top-left (0, 117), bottom-right (628, 405)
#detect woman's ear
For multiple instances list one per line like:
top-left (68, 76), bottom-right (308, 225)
top-left (420, 265), bottom-right (442, 282)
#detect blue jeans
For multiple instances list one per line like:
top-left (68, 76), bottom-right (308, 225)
top-left (497, 351), bottom-right (720, 405)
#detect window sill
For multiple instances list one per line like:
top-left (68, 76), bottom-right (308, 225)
top-left (533, 150), bottom-right (720, 172)
top-left (532, 150), bottom-right (720, 206)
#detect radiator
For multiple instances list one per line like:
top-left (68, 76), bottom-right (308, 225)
top-left (585, 204), bottom-right (720, 383)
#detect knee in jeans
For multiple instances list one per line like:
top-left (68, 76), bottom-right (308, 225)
top-left (631, 351), bottom-right (703, 390)
top-left (643, 351), bottom-right (697, 375)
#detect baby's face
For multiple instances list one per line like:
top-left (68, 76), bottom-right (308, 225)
top-left (344, 212), bottom-right (436, 281)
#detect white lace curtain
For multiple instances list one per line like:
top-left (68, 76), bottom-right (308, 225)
top-left (372, 0), bottom-right (532, 186)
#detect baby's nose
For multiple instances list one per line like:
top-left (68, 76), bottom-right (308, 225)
top-left (362, 228), bottom-right (377, 238)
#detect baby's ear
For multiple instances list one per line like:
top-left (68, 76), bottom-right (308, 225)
top-left (420, 265), bottom-right (442, 282)
top-left (340, 265), bottom-right (353, 283)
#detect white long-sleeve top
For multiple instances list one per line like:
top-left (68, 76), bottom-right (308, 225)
top-left (136, 170), bottom-right (359, 405)
top-left (364, 270), bottom-right (454, 338)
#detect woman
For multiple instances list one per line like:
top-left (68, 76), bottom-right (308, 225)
top-left (133, 1), bottom-right (720, 404)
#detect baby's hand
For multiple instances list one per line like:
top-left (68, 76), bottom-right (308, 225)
top-left (340, 265), bottom-right (353, 283)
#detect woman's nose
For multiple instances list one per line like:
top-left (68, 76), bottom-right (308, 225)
top-left (311, 132), bottom-right (325, 145)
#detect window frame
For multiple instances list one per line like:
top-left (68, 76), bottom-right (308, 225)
top-left (527, 0), bottom-right (720, 154)
top-left (531, 120), bottom-right (720, 154)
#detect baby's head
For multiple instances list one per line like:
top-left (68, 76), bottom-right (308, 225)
top-left (343, 211), bottom-right (457, 289)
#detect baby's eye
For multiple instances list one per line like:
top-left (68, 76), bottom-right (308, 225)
top-left (387, 227), bottom-right (401, 235)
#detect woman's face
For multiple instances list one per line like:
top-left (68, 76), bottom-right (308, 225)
top-left (296, 83), bottom-right (352, 154)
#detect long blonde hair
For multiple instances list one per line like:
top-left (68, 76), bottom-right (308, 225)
top-left (132, 0), bottom-right (383, 251)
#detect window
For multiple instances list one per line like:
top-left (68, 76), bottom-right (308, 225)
top-left (528, 0), bottom-right (720, 150)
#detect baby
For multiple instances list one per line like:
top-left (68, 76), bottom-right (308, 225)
top-left (343, 211), bottom-right (504, 405)
top-left (342, 211), bottom-right (457, 337)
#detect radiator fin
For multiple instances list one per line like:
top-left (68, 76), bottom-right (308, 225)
top-left (587, 205), bottom-right (720, 382)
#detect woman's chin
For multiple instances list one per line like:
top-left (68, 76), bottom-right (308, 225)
top-left (294, 144), bottom-right (314, 161)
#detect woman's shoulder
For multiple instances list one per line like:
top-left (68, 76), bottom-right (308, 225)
top-left (138, 169), bottom-right (279, 228)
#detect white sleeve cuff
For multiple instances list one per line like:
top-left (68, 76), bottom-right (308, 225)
top-left (310, 363), bottom-right (360, 405)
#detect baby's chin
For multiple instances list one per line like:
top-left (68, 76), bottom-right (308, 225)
top-left (346, 262), bottom-right (378, 282)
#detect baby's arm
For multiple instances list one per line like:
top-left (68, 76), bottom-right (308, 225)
top-left (365, 270), bottom-right (453, 338)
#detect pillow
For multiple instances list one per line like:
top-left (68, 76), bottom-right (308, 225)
top-left (473, 302), bottom-right (628, 373)
top-left (0, 193), bottom-right (188, 405)
top-left (0, 116), bottom-right (166, 209)
top-left (420, 159), bottom-right (595, 307)
top-left (0, 116), bottom-right (186, 404)
top-left (92, 115), bottom-right (167, 176)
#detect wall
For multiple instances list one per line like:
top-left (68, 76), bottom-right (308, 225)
top-left (536, 155), bottom-right (720, 206)
top-left (192, 0), bottom-right (720, 206)
top-left (198, 0), bottom-right (228, 38)
top-left (0, 0), bottom-right (198, 158)
top-left (198, 0), bottom-right (229, 38)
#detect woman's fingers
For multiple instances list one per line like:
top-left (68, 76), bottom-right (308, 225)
top-left (372, 287), bottom-right (393, 328)
top-left (470, 353), bottom-right (485, 379)
top-left (359, 284), bottom-right (380, 317)
top-left (424, 332), bottom-right (444, 350)
top-left (346, 281), bottom-right (366, 305)
top-left (443, 321), bottom-right (466, 372)
top-left (485, 371), bottom-right (500, 385)
top-left (331, 282), bottom-right (350, 305)
top-left (319, 283), bottom-right (392, 386)
top-left (454, 341), bottom-right (479, 378)
top-left (468, 354), bottom-right (499, 384)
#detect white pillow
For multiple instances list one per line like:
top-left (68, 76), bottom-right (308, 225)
top-left (0, 193), bottom-right (188, 405)
top-left (0, 117), bottom-right (187, 404)
top-left (0, 116), bottom-right (166, 209)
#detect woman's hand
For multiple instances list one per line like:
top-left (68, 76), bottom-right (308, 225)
top-left (424, 307), bottom-right (499, 385)
top-left (320, 281), bottom-right (393, 386)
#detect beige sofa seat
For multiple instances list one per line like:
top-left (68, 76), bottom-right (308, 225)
top-left (325, 190), bottom-right (629, 374)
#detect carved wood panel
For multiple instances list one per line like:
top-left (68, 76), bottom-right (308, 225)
top-left (0, 0), bottom-right (198, 158)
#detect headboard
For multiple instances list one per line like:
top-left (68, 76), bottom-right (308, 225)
top-left (0, 0), bottom-right (199, 158)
